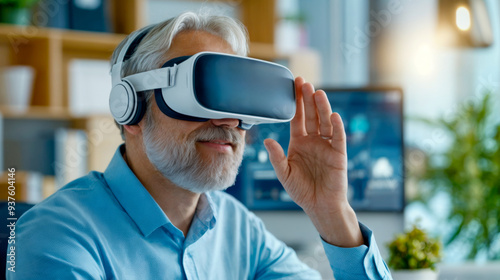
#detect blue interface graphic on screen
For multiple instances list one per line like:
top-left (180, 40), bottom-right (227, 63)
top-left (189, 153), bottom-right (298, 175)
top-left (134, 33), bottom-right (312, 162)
top-left (227, 89), bottom-right (404, 211)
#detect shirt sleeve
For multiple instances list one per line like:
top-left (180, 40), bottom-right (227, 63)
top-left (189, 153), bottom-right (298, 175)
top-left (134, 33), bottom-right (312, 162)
top-left (321, 222), bottom-right (393, 280)
top-left (249, 213), bottom-right (322, 280)
top-left (6, 204), bottom-right (104, 280)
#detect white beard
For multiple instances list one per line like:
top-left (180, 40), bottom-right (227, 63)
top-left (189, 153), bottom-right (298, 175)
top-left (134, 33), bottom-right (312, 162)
top-left (142, 121), bottom-right (244, 193)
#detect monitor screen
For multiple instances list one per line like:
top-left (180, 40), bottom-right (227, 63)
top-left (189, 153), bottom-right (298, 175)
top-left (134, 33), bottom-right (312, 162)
top-left (226, 88), bottom-right (404, 212)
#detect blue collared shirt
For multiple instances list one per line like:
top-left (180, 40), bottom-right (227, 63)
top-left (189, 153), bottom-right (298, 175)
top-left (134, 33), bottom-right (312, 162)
top-left (8, 145), bottom-right (391, 279)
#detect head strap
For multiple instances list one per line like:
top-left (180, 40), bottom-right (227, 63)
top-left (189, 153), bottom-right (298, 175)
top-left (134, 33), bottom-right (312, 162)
top-left (111, 25), bottom-right (155, 86)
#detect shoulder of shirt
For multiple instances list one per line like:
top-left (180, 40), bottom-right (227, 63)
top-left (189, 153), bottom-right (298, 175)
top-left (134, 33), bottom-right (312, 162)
top-left (17, 171), bottom-right (112, 224)
top-left (43, 171), bottom-right (108, 202)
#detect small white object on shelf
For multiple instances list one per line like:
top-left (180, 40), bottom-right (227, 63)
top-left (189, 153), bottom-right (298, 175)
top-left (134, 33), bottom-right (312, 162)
top-left (0, 66), bottom-right (35, 111)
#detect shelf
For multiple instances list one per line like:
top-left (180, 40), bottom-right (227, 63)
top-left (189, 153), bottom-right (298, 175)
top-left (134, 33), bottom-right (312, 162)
top-left (0, 106), bottom-right (73, 120)
top-left (0, 24), bottom-right (53, 40)
top-left (0, 24), bottom-right (283, 58)
top-left (0, 106), bottom-right (116, 122)
top-left (0, 24), bottom-right (126, 109)
top-left (0, 24), bottom-right (125, 51)
top-left (61, 31), bottom-right (125, 52)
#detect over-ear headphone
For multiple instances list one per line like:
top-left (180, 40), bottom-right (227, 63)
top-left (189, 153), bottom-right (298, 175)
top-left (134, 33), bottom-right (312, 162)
top-left (109, 25), bottom-right (209, 126)
top-left (109, 25), bottom-right (155, 125)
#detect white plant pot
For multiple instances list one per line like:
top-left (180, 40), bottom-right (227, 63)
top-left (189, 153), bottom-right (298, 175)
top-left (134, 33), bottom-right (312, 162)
top-left (0, 66), bottom-right (35, 111)
top-left (391, 268), bottom-right (439, 280)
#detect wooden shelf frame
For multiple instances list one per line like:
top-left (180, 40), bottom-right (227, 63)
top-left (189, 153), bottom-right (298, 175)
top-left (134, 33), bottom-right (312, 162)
top-left (0, 24), bottom-right (126, 108)
top-left (0, 0), bottom-right (279, 114)
top-left (0, 0), bottom-right (145, 111)
top-left (0, 105), bottom-right (73, 120)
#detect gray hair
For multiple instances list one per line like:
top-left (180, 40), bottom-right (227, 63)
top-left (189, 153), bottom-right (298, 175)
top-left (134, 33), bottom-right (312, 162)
top-left (110, 12), bottom-right (249, 140)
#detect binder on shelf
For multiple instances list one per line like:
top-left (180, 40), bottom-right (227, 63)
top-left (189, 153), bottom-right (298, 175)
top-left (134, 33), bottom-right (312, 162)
top-left (69, 0), bottom-right (110, 32)
top-left (0, 113), bottom-right (3, 172)
top-left (34, 0), bottom-right (69, 29)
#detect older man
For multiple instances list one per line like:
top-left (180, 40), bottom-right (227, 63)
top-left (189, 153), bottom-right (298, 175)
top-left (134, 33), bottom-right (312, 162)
top-left (9, 12), bottom-right (391, 279)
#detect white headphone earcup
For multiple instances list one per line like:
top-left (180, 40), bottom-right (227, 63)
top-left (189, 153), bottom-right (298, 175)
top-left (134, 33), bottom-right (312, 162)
top-left (109, 80), bottom-right (137, 125)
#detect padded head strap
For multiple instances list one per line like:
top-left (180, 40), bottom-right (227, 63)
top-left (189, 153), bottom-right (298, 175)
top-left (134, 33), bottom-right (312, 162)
top-left (111, 25), bottom-right (155, 86)
top-left (123, 27), bottom-right (153, 61)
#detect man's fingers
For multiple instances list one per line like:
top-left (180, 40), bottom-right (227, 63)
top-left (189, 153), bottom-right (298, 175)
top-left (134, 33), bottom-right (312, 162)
top-left (330, 113), bottom-right (347, 155)
top-left (302, 83), bottom-right (319, 135)
top-left (264, 138), bottom-right (288, 181)
top-left (314, 90), bottom-right (333, 139)
top-left (291, 77), bottom-right (307, 137)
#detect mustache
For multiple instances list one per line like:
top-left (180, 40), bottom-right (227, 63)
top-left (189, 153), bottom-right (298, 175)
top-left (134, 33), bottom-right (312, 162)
top-left (191, 126), bottom-right (243, 145)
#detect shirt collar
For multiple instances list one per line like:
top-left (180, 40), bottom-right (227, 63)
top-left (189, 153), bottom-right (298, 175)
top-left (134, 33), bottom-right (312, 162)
top-left (104, 145), bottom-right (170, 237)
top-left (103, 144), bottom-right (218, 238)
top-left (185, 191), bottom-right (218, 245)
top-left (195, 192), bottom-right (217, 229)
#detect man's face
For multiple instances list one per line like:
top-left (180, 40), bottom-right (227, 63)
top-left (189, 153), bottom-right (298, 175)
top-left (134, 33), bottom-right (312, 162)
top-left (141, 30), bottom-right (246, 193)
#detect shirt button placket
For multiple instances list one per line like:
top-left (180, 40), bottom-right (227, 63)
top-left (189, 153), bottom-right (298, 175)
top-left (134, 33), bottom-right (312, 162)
top-left (183, 250), bottom-right (196, 280)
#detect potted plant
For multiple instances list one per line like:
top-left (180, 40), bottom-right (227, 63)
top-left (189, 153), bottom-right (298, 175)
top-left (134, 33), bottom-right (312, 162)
top-left (416, 92), bottom-right (500, 260)
top-left (0, 0), bottom-right (39, 25)
top-left (386, 224), bottom-right (442, 280)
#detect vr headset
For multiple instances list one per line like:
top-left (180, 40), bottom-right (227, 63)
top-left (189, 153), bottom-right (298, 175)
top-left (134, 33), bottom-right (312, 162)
top-left (109, 25), bottom-right (296, 130)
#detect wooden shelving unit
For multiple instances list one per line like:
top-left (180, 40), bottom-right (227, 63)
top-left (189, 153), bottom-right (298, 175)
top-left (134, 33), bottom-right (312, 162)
top-left (0, 0), bottom-right (145, 111)
top-left (0, 0), bottom-right (278, 114)
top-left (0, 25), bottom-right (126, 109)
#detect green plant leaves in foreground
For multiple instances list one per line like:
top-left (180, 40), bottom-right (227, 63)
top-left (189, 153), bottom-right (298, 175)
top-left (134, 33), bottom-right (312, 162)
top-left (418, 92), bottom-right (500, 260)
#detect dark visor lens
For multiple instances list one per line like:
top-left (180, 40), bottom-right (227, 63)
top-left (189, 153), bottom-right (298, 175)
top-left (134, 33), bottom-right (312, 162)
top-left (193, 54), bottom-right (295, 120)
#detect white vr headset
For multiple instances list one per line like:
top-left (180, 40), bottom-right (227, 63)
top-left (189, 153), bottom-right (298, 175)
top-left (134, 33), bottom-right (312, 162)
top-left (109, 25), bottom-right (296, 130)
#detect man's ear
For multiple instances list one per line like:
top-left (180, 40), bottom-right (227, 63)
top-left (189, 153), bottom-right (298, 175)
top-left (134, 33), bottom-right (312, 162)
top-left (123, 124), bottom-right (142, 136)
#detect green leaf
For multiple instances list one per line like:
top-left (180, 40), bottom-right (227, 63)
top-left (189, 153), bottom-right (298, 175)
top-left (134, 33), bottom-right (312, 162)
top-left (415, 92), bottom-right (500, 260)
top-left (0, 0), bottom-right (38, 8)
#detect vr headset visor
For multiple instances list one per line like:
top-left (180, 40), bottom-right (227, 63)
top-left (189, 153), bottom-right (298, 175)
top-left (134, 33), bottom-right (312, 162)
top-left (121, 52), bottom-right (296, 129)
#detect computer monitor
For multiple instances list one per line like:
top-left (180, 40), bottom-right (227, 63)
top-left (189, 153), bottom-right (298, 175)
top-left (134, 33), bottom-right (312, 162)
top-left (226, 87), bottom-right (404, 212)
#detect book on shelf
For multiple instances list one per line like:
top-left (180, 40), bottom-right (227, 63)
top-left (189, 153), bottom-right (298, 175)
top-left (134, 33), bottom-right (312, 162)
top-left (54, 129), bottom-right (88, 189)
